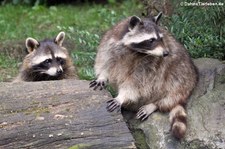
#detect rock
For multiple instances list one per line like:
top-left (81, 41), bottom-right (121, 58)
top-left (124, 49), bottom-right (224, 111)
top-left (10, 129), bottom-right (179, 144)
top-left (0, 80), bottom-right (136, 149)
top-left (123, 58), bottom-right (225, 149)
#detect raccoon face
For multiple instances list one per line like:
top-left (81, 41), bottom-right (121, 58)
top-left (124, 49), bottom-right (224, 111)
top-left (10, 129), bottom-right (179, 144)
top-left (122, 13), bottom-right (169, 57)
top-left (32, 54), bottom-right (65, 77)
top-left (25, 32), bottom-right (68, 77)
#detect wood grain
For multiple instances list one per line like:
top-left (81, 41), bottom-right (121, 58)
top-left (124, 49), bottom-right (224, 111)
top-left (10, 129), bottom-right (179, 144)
top-left (0, 80), bottom-right (135, 149)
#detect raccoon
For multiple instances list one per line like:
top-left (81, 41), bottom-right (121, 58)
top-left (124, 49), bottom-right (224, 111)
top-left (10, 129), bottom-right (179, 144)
top-left (14, 32), bottom-right (76, 82)
top-left (90, 13), bottom-right (198, 139)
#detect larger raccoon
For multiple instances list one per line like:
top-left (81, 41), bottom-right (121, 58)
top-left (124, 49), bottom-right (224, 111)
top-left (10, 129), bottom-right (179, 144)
top-left (14, 32), bottom-right (76, 82)
top-left (90, 13), bottom-right (198, 139)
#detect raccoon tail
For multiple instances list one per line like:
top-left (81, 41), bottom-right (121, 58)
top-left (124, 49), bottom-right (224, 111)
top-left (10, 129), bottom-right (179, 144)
top-left (169, 105), bottom-right (187, 139)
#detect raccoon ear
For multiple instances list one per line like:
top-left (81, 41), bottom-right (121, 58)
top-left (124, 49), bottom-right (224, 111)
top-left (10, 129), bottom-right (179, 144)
top-left (25, 37), bottom-right (39, 53)
top-left (153, 12), bottom-right (162, 24)
top-left (129, 16), bottom-right (142, 30)
top-left (55, 31), bottom-right (65, 46)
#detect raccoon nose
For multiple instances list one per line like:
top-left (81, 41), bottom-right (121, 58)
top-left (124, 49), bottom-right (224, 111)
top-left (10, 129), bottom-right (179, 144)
top-left (163, 51), bottom-right (169, 57)
top-left (57, 69), bottom-right (63, 75)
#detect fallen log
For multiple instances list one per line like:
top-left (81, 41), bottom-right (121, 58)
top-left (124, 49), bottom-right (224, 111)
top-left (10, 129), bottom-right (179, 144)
top-left (0, 80), bottom-right (135, 149)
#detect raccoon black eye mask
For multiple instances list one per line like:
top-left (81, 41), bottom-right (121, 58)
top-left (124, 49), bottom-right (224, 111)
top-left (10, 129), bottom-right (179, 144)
top-left (130, 37), bottom-right (168, 57)
top-left (35, 57), bottom-right (65, 70)
top-left (131, 38), bottom-right (156, 50)
top-left (56, 57), bottom-right (65, 65)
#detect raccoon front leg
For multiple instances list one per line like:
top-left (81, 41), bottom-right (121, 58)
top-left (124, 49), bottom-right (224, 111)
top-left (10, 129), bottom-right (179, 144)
top-left (90, 46), bottom-right (112, 90)
top-left (136, 103), bottom-right (158, 121)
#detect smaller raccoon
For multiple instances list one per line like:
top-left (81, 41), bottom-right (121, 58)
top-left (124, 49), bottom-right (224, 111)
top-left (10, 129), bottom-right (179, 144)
top-left (14, 32), bottom-right (76, 82)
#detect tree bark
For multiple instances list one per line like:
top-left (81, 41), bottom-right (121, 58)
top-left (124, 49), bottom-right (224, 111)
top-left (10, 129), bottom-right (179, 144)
top-left (0, 80), bottom-right (135, 149)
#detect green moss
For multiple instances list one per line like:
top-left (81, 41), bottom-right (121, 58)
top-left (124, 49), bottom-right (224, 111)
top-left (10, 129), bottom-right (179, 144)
top-left (217, 74), bottom-right (225, 84)
top-left (183, 139), bottom-right (214, 149)
top-left (69, 144), bottom-right (91, 149)
top-left (132, 129), bottom-right (149, 149)
top-left (9, 107), bottom-right (50, 115)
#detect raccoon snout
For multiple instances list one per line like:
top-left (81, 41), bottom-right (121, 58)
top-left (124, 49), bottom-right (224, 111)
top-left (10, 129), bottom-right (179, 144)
top-left (163, 51), bottom-right (169, 57)
top-left (57, 68), bottom-right (63, 75)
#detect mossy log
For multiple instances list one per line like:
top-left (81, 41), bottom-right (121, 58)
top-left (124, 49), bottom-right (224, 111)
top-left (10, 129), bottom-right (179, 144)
top-left (0, 80), bottom-right (135, 149)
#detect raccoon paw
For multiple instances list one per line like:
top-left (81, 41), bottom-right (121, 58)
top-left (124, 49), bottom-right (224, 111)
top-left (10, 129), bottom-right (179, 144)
top-left (89, 79), bottom-right (107, 90)
top-left (136, 107), bottom-right (149, 121)
top-left (136, 104), bottom-right (157, 121)
top-left (106, 99), bottom-right (121, 112)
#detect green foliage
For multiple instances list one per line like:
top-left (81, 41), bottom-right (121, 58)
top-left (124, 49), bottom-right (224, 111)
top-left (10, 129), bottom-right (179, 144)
top-left (0, 54), bottom-right (18, 81)
top-left (0, 54), bottom-right (18, 69)
top-left (165, 3), bottom-right (225, 60)
top-left (1, 0), bottom-right (46, 5)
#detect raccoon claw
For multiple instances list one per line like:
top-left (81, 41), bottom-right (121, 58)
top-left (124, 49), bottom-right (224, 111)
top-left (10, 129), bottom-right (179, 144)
top-left (89, 79), bottom-right (107, 90)
top-left (89, 80), bottom-right (97, 88)
top-left (106, 99), bottom-right (121, 112)
top-left (136, 107), bottom-right (149, 121)
top-left (136, 104), bottom-right (157, 121)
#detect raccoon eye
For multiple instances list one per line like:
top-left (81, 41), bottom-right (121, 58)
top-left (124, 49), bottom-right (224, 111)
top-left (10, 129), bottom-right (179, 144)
top-left (44, 59), bottom-right (52, 64)
top-left (148, 38), bottom-right (156, 43)
top-left (56, 57), bottom-right (65, 65)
